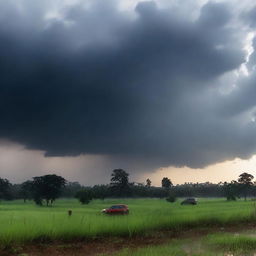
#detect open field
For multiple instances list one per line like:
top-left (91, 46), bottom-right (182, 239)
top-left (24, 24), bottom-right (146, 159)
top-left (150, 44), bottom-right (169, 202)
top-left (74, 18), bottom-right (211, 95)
top-left (1, 198), bottom-right (256, 248)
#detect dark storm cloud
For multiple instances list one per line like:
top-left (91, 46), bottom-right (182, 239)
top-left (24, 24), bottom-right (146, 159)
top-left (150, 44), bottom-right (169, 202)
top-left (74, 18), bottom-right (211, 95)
top-left (0, 0), bottom-right (254, 169)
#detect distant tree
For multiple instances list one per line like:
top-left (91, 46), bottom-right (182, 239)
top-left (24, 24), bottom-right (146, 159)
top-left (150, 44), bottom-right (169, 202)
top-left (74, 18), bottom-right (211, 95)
top-left (92, 185), bottom-right (109, 200)
top-left (0, 178), bottom-right (11, 200)
top-left (20, 180), bottom-right (34, 202)
top-left (161, 177), bottom-right (173, 190)
top-left (8, 184), bottom-right (22, 200)
top-left (223, 181), bottom-right (239, 201)
top-left (238, 172), bottom-right (254, 201)
top-left (110, 169), bottom-right (130, 197)
top-left (61, 181), bottom-right (83, 198)
top-left (253, 181), bottom-right (256, 198)
top-left (146, 179), bottom-right (152, 187)
top-left (166, 191), bottom-right (177, 203)
top-left (76, 189), bottom-right (93, 204)
top-left (32, 174), bottom-right (66, 206)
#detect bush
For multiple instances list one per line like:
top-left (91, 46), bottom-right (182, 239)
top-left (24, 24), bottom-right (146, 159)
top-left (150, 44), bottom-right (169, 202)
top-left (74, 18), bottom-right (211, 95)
top-left (226, 194), bottom-right (236, 201)
top-left (166, 192), bottom-right (176, 203)
top-left (75, 189), bottom-right (93, 204)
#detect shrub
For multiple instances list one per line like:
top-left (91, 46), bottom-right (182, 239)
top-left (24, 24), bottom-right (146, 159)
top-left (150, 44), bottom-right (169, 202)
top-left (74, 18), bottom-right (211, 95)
top-left (166, 192), bottom-right (176, 203)
top-left (226, 195), bottom-right (236, 201)
top-left (75, 189), bottom-right (93, 204)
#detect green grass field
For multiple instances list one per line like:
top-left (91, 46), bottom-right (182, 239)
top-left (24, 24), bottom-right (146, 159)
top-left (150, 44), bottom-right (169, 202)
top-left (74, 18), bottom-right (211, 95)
top-left (0, 198), bottom-right (256, 247)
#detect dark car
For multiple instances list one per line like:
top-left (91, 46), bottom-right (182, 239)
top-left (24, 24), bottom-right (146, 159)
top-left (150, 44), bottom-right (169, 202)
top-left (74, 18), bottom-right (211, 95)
top-left (102, 204), bottom-right (129, 214)
top-left (181, 198), bottom-right (197, 205)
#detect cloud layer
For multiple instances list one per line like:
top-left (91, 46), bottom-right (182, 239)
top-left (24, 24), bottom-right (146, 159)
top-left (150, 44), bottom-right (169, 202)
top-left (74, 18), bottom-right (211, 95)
top-left (0, 0), bottom-right (256, 171)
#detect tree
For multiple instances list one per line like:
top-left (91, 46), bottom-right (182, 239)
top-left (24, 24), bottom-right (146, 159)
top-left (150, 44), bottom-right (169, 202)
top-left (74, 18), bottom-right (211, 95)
top-left (61, 182), bottom-right (83, 198)
top-left (32, 174), bottom-right (66, 206)
top-left (0, 178), bottom-right (11, 200)
top-left (166, 191), bottom-right (177, 203)
top-left (161, 177), bottom-right (173, 190)
top-left (146, 179), bottom-right (152, 187)
top-left (92, 185), bottom-right (109, 200)
top-left (20, 180), bottom-right (33, 202)
top-left (110, 169), bottom-right (130, 196)
top-left (238, 172), bottom-right (254, 201)
top-left (75, 189), bottom-right (93, 204)
top-left (223, 181), bottom-right (239, 201)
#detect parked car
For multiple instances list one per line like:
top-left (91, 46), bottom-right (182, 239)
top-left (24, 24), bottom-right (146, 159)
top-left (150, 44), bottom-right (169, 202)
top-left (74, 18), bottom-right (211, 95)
top-left (181, 198), bottom-right (197, 205)
top-left (102, 204), bottom-right (129, 214)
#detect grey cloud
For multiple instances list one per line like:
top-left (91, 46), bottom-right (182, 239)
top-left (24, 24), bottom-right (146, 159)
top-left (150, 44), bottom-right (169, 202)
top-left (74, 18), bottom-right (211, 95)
top-left (0, 0), bottom-right (254, 171)
top-left (242, 5), bottom-right (256, 28)
top-left (216, 35), bottom-right (256, 117)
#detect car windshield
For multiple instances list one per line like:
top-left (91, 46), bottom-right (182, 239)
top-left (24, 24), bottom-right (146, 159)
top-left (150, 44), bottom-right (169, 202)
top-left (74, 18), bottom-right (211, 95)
top-left (110, 205), bottom-right (125, 209)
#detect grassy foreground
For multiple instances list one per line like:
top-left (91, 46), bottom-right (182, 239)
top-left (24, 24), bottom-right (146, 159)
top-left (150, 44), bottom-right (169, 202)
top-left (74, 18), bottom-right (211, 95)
top-left (0, 198), bottom-right (255, 246)
top-left (108, 233), bottom-right (256, 256)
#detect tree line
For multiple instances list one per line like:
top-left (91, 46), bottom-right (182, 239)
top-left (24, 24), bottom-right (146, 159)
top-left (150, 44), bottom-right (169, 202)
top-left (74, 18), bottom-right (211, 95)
top-left (0, 169), bottom-right (255, 206)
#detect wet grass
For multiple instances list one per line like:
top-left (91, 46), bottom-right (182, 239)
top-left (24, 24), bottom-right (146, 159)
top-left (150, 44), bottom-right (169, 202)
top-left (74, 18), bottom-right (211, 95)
top-left (0, 198), bottom-right (255, 247)
top-left (107, 233), bottom-right (256, 256)
top-left (206, 233), bottom-right (256, 252)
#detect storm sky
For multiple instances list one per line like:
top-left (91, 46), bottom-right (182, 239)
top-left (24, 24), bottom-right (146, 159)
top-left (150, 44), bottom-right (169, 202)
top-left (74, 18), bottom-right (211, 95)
top-left (1, 0), bottom-right (256, 185)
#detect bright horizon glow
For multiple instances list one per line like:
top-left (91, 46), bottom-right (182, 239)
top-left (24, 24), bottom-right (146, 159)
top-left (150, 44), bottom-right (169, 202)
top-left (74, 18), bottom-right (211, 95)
top-left (142, 156), bottom-right (256, 186)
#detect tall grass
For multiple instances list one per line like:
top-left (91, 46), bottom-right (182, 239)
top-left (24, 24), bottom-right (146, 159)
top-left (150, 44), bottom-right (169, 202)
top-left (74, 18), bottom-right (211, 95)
top-left (0, 198), bottom-right (255, 246)
top-left (206, 233), bottom-right (256, 251)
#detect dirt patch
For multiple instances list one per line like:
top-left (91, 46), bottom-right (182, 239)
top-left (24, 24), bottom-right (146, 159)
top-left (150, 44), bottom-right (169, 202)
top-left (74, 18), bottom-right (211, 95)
top-left (1, 236), bottom-right (170, 256)
top-left (0, 238), bottom-right (162, 256)
top-left (2, 223), bottom-right (256, 256)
